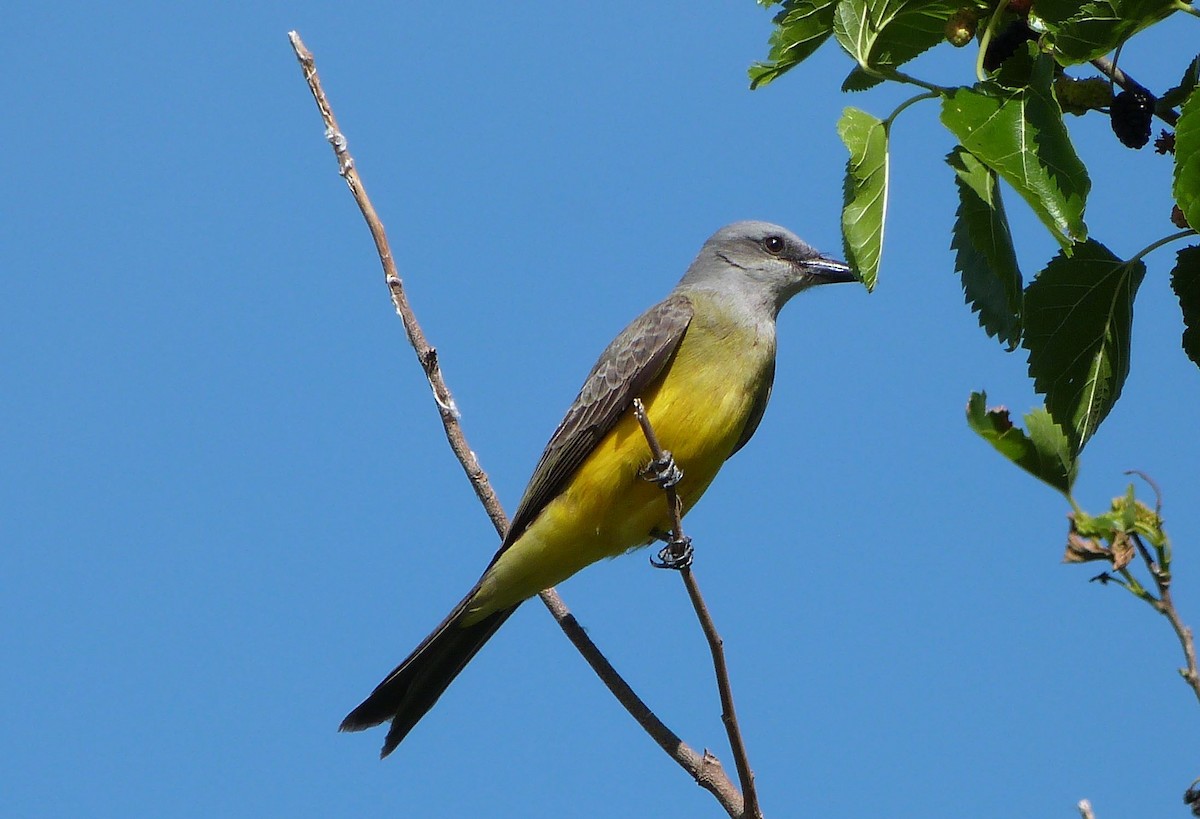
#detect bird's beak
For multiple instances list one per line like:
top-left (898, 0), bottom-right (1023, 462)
top-left (803, 257), bottom-right (858, 285)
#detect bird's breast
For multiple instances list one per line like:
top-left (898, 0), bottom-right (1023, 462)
top-left (640, 308), bottom-right (775, 483)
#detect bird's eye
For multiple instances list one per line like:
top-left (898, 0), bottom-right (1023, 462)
top-left (763, 235), bottom-right (785, 255)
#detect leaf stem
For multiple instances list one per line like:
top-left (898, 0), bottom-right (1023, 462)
top-left (1176, 0), bottom-right (1199, 17)
top-left (1130, 229), bottom-right (1198, 264)
top-left (976, 1), bottom-right (1010, 82)
top-left (886, 70), bottom-right (950, 95)
top-left (1067, 493), bottom-right (1084, 517)
top-left (883, 90), bottom-right (940, 127)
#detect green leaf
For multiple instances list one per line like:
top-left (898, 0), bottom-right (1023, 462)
top-left (1071, 508), bottom-right (1122, 539)
top-left (1023, 239), bottom-right (1146, 454)
top-left (750, 0), bottom-right (839, 89)
top-left (838, 106), bottom-right (889, 291)
top-left (1175, 88), bottom-right (1200, 232)
top-left (941, 53), bottom-right (1090, 249)
top-left (1159, 54), bottom-right (1200, 110)
top-left (1034, 0), bottom-right (1180, 64)
top-left (842, 65), bottom-right (885, 92)
top-left (947, 148), bottom-right (1023, 349)
top-left (833, 0), bottom-right (960, 73)
top-left (966, 391), bottom-right (1077, 494)
top-left (992, 38), bottom-right (1038, 90)
top-left (1024, 409), bottom-right (1079, 492)
top-left (1170, 245), bottom-right (1200, 368)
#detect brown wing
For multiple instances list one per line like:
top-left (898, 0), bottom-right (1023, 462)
top-left (499, 293), bottom-right (694, 550)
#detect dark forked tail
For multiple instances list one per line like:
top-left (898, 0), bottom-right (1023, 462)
top-left (339, 595), bottom-right (521, 758)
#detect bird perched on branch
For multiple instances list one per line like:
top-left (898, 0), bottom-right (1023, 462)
top-left (340, 220), bottom-right (857, 757)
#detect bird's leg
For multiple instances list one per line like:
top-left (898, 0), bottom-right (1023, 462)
top-left (648, 528), bottom-right (694, 570)
top-left (639, 450), bottom-right (683, 489)
top-left (635, 428), bottom-right (690, 569)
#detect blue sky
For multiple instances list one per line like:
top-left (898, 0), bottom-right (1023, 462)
top-left (4, 4), bottom-right (1198, 817)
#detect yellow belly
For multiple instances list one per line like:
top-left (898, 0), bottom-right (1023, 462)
top-left (465, 307), bottom-right (774, 622)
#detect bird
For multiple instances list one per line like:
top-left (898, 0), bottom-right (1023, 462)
top-left (340, 220), bottom-right (857, 757)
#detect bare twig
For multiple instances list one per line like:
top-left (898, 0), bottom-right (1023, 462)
top-left (539, 591), bottom-right (744, 816)
top-left (1157, 585), bottom-right (1200, 705)
top-left (1090, 55), bottom-right (1180, 127)
top-left (633, 399), bottom-right (762, 819)
top-left (287, 31), bottom-right (505, 528)
top-left (1122, 551), bottom-right (1200, 704)
top-left (287, 31), bottom-right (745, 818)
top-left (682, 564), bottom-right (761, 819)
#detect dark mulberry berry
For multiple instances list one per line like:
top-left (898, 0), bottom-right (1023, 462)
top-left (983, 20), bottom-right (1037, 73)
top-left (1110, 88), bottom-right (1155, 149)
top-left (1184, 782), bottom-right (1200, 816)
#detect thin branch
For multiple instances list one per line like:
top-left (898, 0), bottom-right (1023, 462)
top-left (1112, 485), bottom-right (1200, 705)
top-left (633, 399), bottom-right (762, 819)
top-left (1119, 479), bottom-right (1200, 705)
top-left (1090, 55), bottom-right (1180, 127)
top-left (681, 566), bottom-right (761, 819)
top-left (286, 31), bottom-right (505, 529)
top-left (539, 591), bottom-right (744, 816)
top-left (1157, 586), bottom-right (1200, 704)
top-left (631, 398), bottom-right (687, 556)
top-left (287, 31), bottom-right (745, 818)
top-left (1130, 531), bottom-right (1158, 576)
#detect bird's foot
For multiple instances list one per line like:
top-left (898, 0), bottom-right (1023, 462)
top-left (650, 536), bottom-right (693, 570)
top-left (639, 451), bottom-right (683, 489)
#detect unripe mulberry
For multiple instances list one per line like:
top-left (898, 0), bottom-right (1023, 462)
top-left (1110, 88), bottom-right (1155, 149)
top-left (1054, 76), bottom-right (1112, 115)
top-left (945, 8), bottom-right (978, 47)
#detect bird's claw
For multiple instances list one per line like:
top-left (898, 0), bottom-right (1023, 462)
top-left (639, 451), bottom-right (683, 489)
top-left (650, 536), bottom-right (693, 570)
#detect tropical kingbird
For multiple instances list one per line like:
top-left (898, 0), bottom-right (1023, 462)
top-left (341, 220), bottom-right (856, 756)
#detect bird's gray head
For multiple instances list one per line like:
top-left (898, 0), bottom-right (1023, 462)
top-left (678, 221), bottom-right (856, 315)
